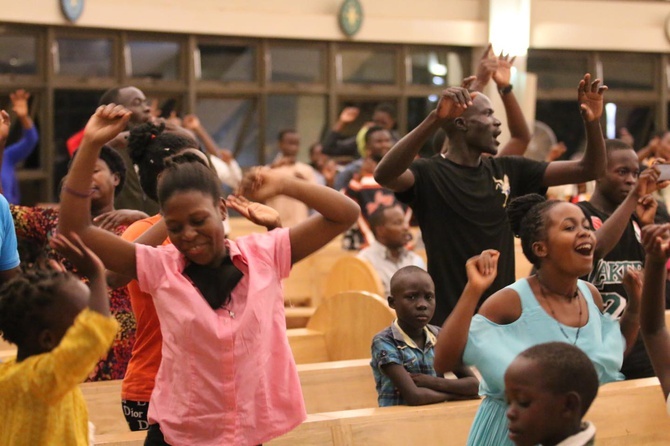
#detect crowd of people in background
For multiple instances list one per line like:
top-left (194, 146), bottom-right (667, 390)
top-left (1, 41), bottom-right (670, 446)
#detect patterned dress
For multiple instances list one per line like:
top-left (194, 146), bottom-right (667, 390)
top-left (10, 205), bottom-right (136, 381)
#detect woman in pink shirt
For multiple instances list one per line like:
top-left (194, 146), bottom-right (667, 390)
top-left (58, 104), bottom-right (361, 445)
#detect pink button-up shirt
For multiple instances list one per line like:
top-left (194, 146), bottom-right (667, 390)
top-left (136, 228), bottom-right (306, 445)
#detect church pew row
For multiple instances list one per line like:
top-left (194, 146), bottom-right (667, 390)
top-left (94, 378), bottom-right (670, 446)
top-left (82, 359), bottom-right (377, 435)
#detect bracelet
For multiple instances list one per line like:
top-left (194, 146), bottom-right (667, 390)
top-left (62, 184), bottom-right (93, 198)
top-left (499, 84), bottom-right (513, 95)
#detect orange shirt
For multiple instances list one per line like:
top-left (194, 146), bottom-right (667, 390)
top-left (120, 214), bottom-right (167, 401)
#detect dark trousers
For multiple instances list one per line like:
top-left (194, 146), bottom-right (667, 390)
top-left (144, 424), bottom-right (170, 446)
top-left (121, 399), bottom-right (150, 432)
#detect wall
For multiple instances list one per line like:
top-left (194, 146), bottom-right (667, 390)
top-left (2, 0), bottom-right (487, 46)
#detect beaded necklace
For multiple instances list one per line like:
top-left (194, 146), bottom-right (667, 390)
top-left (537, 277), bottom-right (583, 345)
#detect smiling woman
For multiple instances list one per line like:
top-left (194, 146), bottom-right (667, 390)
top-left (433, 193), bottom-right (635, 446)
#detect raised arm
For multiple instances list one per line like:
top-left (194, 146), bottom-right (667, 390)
top-left (619, 268), bottom-right (642, 356)
top-left (182, 114), bottom-right (235, 164)
top-left (239, 167), bottom-right (359, 264)
top-left (6, 90), bottom-right (39, 165)
top-left (374, 87), bottom-right (472, 192)
top-left (492, 54), bottom-right (531, 157)
top-left (543, 74), bottom-right (607, 186)
top-left (640, 224), bottom-right (670, 399)
top-left (434, 250), bottom-right (499, 374)
top-left (321, 107), bottom-right (361, 158)
top-left (57, 105), bottom-right (138, 279)
top-left (592, 167), bottom-right (660, 260)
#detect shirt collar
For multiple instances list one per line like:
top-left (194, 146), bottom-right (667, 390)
top-left (391, 319), bottom-right (437, 350)
top-left (370, 240), bottom-right (410, 262)
top-left (555, 421), bottom-right (596, 446)
top-left (225, 237), bottom-right (248, 274)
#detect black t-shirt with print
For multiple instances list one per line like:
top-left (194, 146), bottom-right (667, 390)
top-left (577, 201), bottom-right (654, 379)
top-left (396, 155), bottom-right (548, 325)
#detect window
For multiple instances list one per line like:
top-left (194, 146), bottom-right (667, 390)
top-left (54, 37), bottom-right (113, 77)
top-left (528, 50), bottom-right (590, 90)
top-left (269, 45), bottom-right (324, 83)
top-left (408, 48), bottom-right (468, 87)
top-left (127, 40), bottom-right (181, 80)
top-left (195, 97), bottom-right (259, 167)
top-left (197, 43), bottom-right (256, 82)
top-left (600, 52), bottom-right (656, 91)
top-left (0, 34), bottom-right (38, 75)
top-left (266, 95), bottom-right (327, 162)
top-left (407, 96), bottom-right (440, 156)
top-left (339, 48), bottom-right (397, 84)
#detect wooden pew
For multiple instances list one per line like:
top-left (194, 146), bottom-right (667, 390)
top-left (94, 378), bottom-right (670, 445)
top-left (322, 255), bottom-right (384, 299)
top-left (84, 359), bottom-right (377, 436)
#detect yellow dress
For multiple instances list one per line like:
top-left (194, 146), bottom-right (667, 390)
top-left (0, 309), bottom-right (118, 446)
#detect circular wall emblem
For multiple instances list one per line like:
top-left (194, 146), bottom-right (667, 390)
top-left (339, 0), bottom-right (363, 37)
top-left (61, 0), bottom-right (84, 22)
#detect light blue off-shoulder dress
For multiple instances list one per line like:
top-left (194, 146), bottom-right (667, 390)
top-left (463, 278), bottom-right (625, 446)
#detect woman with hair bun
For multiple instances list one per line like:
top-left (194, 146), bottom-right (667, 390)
top-left (434, 193), bottom-right (639, 446)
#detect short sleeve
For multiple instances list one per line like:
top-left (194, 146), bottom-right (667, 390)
top-left (271, 228), bottom-right (291, 280)
top-left (135, 244), bottom-right (175, 294)
top-left (0, 196), bottom-right (19, 271)
top-left (394, 158), bottom-right (429, 206)
top-left (501, 156), bottom-right (548, 197)
top-left (371, 334), bottom-right (403, 369)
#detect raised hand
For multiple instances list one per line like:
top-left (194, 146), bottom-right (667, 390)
top-left (49, 232), bottom-right (106, 279)
top-left (9, 89), bottom-right (30, 118)
top-left (83, 104), bottom-right (132, 148)
top-left (435, 87), bottom-right (474, 120)
top-left (460, 75), bottom-right (477, 91)
top-left (0, 110), bottom-right (9, 144)
top-left (338, 106), bottom-right (360, 124)
top-left (622, 267), bottom-right (643, 308)
top-left (182, 114), bottom-right (202, 131)
top-left (636, 194), bottom-right (658, 228)
top-left (473, 43), bottom-right (496, 91)
top-left (641, 224), bottom-right (670, 262)
top-left (465, 249), bottom-right (500, 294)
top-left (237, 166), bottom-right (285, 203)
top-left (226, 194), bottom-right (281, 229)
top-left (492, 52), bottom-right (516, 89)
top-left (577, 73), bottom-right (607, 122)
top-left (546, 142), bottom-right (567, 162)
top-left (92, 209), bottom-right (149, 231)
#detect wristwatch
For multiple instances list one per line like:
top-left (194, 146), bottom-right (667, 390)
top-left (499, 84), bottom-right (513, 95)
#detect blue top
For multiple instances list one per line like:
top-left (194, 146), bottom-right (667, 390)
top-left (2, 126), bottom-right (39, 204)
top-left (370, 321), bottom-right (440, 406)
top-left (0, 194), bottom-right (19, 271)
top-left (462, 278), bottom-right (624, 446)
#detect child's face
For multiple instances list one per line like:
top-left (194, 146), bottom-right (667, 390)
top-left (504, 357), bottom-right (567, 446)
top-left (91, 159), bottom-right (120, 206)
top-left (388, 272), bottom-right (435, 331)
top-left (163, 189), bottom-right (227, 267)
top-left (39, 276), bottom-right (90, 351)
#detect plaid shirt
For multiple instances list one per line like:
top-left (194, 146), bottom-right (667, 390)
top-left (370, 320), bottom-right (440, 406)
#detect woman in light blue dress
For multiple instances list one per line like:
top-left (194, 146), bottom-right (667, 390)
top-left (434, 194), bottom-right (639, 446)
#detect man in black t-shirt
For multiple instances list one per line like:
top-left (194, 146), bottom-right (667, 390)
top-left (375, 74), bottom-right (607, 324)
top-left (577, 139), bottom-right (663, 379)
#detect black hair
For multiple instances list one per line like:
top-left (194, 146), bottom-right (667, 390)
top-left (374, 102), bottom-right (396, 119)
top-left (516, 342), bottom-right (599, 416)
top-left (367, 204), bottom-right (394, 237)
top-left (389, 265), bottom-right (431, 296)
top-left (278, 129), bottom-right (297, 142)
top-left (0, 269), bottom-right (71, 346)
top-left (157, 159), bottom-right (222, 208)
top-left (128, 122), bottom-right (199, 202)
top-left (98, 87), bottom-right (122, 106)
top-left (164, 150), bottom-right (212, 170)
top-left (364, 125), bottom-right (388, 145)
top-left (605, 138), bottom-right (633, 154)
top-left (506, 194), bottom-right (561, 267)
top-left (69, 145), bottom-right (127, 196)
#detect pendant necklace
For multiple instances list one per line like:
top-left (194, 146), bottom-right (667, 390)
top-left (537, 277), bottom-right (583, 345)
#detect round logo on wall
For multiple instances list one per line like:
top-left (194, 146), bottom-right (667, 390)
top-left (339, 0), bottom-right (363, 37)
top-left (61, 0), bottom-right (85, 22)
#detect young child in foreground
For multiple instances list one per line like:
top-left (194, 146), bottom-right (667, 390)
top-left (505, 342), bottom-right (599, 446)
top-left (370, 265), bottom-right (479, 406)
top-left (0, 233), bottom-right (118, 445)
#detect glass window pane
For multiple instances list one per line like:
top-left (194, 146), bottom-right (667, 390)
top-left (128, 40), bottom-right (180, 80)
top-left (528, 50), bottom-right (589, 90)
top-left (340, 49), bottom-right (396, 84)
top-left (601, 52), bottom-right (655, 91)
top-left (535, 100), bottom-right (586, 159)
top-left (266, 95), bottom-right (326, 162)
top-left (198, 44), bottom-right (256, 82)
top-left (409, 49), bottom-right (467, 87)
top-left (408, 96), bottom-right (441, 156)
top-left (56, 37), bottom-right (113, 77)
top-left (608, 103), bottom-right (654, 151)
top-left (0, 35), bottom-right (37, 75)
top-left (269, 46), bottom-right (323, 83)
top-left (195, 97), bottom-right (259, 167)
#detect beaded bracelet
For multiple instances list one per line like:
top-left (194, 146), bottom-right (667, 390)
top-left (62, 184), bottom-right (93, 198)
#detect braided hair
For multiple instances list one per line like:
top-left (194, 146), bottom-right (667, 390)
top-left (0, 269), bottom-right (71, 346)
top-left (506, 194), bottom-right (561, 268)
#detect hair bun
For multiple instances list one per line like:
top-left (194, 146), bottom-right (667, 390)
top-left (128, 122), bottom-right (166, 165)
top-left (506, 193), bottom-right (546, 237)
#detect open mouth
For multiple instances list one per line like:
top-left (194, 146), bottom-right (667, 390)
top-left (575, 242), bottom-right (593, 256)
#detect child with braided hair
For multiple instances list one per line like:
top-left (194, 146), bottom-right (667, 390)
top-left (0, 233), bottom-right (118, 445)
